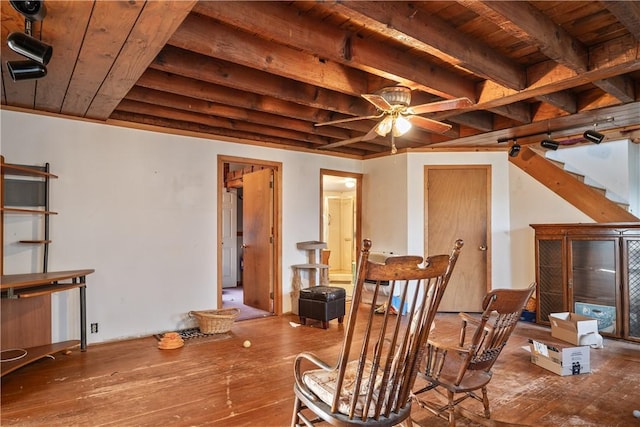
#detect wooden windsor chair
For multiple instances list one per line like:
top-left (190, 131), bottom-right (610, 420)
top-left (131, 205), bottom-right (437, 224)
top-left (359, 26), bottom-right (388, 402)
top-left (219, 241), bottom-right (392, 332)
top-left (291, 238), bottom-right (464, 426)
top-left (412, 283), bottom-right (536, 426)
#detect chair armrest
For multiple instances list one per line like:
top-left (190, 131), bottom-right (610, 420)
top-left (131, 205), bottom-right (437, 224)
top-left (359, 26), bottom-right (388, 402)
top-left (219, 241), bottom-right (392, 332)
top-left (458, 312), bottom-right (481, 346)
top-left (458, 312), bottom-right (480, 325)
top-left (293, 351), bottom-right (333, 402)
top-left (426, 338), bottom-right (468, 355)
top-left (423, 340), bottom-right (469, 379)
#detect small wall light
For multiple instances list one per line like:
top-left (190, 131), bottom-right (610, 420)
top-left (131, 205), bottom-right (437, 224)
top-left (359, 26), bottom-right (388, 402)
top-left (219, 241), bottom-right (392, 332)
top-left (584, 128), bottom-right (605, 144)
top-left (509, 143), bottom-right (521, 157)
top-left (541, 139), bottom-right (559, 150)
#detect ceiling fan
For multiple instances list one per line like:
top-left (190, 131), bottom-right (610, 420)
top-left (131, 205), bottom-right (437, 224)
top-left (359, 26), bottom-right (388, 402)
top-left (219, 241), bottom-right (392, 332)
top-left (316, 86), bottom-right (472, 153)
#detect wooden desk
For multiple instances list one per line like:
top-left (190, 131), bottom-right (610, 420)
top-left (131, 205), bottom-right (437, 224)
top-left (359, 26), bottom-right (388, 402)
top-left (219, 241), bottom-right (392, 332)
top-left (1, 269), bottom-right (94, 376)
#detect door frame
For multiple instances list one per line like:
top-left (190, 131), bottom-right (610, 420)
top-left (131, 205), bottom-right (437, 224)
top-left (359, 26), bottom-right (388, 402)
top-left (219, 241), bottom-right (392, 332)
top-left (217, 155), bottom-right (282, 315)
top-left (320, 169), bottom-right (363, 273)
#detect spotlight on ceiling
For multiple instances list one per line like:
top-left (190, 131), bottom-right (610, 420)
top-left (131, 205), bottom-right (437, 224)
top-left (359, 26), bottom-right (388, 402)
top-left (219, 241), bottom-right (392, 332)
top-left (541, 139), bottom-right (559, 150)
top-left (7, 32), bottom-right (52, 65)
top-left (10, 0), bottom-right (47, 21)
top-left (584, 129), bottom-right (605, 144)
top-left (6, 59), bottom-right (47, 80)
top-left (6, 0), bottom-right (51, 82)
top-left (509, 143), bottom-right (521, 157)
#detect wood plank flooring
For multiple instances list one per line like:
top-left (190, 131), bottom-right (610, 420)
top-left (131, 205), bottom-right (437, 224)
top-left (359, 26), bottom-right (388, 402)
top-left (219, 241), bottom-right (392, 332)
top-left (1, 311), bottom-right (639, 426)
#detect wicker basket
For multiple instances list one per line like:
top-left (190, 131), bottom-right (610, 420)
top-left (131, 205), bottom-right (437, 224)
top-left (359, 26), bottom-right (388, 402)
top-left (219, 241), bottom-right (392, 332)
top-left (189, 308), bottom-right (240, 334)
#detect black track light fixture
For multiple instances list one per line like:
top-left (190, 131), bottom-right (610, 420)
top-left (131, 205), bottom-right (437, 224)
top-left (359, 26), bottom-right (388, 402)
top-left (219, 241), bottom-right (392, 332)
top-left (6, 0), bottom-right (51, 82)
top-left (509, 143), bottom-right (521, 157)
top-left (10, 0), bottom-right (47, 21)
top-left (7, 32), bottom-right (52, 65)
top-left (584, 127), bottom-right (605, 144)
top-left (6, 60), bottom-right (47, 80)
top-left (541, 133), bottom-right (560, 150)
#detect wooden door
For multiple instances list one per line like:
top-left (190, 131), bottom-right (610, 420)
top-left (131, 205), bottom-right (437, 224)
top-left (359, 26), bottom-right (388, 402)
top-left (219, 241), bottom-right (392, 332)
top-left (221, 189), bottom-right (238, 288)
top-left (242, 168), bottom-right (274, 312)
top-left (425, 166), bottom-right (490, 312)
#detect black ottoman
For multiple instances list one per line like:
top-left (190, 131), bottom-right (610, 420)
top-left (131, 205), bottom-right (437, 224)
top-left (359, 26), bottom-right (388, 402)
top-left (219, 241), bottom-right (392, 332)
top-left (299, 286), bottom-right (346, 329)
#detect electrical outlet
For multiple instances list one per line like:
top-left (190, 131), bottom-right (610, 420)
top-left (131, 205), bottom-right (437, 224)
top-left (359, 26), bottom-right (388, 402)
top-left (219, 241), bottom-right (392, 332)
top-left (90, 323), bottom-right (99, 333)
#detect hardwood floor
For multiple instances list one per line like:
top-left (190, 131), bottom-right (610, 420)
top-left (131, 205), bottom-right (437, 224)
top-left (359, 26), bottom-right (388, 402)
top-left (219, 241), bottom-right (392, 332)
top-left (1, 311), bottom-right (638, 426)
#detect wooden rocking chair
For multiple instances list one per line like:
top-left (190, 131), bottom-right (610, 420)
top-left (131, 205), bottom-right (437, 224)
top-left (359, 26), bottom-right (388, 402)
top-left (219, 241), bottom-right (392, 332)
top-left (412, 283), bottom-right (536, 426)
top-left (291, 238), bottom-right (464, 426)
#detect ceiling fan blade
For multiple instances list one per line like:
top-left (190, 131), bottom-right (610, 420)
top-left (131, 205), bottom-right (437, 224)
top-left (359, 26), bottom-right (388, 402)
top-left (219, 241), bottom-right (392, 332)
top-left (408, 115), bottom-right (452, 134)
top-left (360, 124), bottom-right (379, 141)
top-left (362, 94), bottom-right (393, 111)
top-left (406, 97), bottom-right (473, 115)
top-left (318, 135), bottom-right (367, 150)
top-left (315, 113), bottom-right (384, 127)
top-left (319, 123), bottom-right (379, 149)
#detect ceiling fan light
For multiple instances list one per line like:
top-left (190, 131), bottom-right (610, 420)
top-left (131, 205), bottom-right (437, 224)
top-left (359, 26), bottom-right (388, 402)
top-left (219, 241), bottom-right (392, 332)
top-left (393, 115), bottom-right (412, 136)
top-left (375, 116), bottom-right (393, 137)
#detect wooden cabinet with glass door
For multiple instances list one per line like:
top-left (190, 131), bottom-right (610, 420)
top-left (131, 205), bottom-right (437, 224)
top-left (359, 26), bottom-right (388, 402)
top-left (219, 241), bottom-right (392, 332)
top-left (531, 223), bottom-right (640, 343)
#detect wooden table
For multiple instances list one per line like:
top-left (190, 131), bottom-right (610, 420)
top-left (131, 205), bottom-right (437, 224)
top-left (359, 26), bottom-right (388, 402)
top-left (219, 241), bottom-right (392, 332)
top-left (1, 269), bottom-right (94, 376)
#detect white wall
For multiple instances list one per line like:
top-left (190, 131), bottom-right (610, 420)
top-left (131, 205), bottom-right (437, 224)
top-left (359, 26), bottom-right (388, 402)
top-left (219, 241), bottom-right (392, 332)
top-left (362, 151), bottom-right (593, 292)
top-left (1, 110), bottom-right (361, 343)
top-left (545, 140), bottom-right (639, 214)
top-left (3, 109), bottom-right (628, 344)
top-left (360, 154), bottom-right (409, 254)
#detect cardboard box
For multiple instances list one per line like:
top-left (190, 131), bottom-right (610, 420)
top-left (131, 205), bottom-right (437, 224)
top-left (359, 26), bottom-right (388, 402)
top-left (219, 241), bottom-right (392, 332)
top-left (529, 339), bottom-right (590, 376)
top-left (550, 312), bottom-right (603, 348)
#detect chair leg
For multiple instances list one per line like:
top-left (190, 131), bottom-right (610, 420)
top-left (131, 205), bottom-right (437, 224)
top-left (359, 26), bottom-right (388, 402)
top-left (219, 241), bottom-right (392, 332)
top-left (447, 390), bottom-right (456, 427)
top-left (299, 317), bottom-right (306, 325)
top-left (322, 320), bottom-right (329, 329)
top-left (291, 395), bottom-right (302, 427)
top-left (338, 316), bottom-right (344, 324)
top-left (481, 386), bottom-right (490, 418)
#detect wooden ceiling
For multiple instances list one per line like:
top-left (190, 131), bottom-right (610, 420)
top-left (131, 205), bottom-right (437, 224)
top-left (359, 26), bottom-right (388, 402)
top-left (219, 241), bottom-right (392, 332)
top-left (2, 1), bottom-right (639, 157)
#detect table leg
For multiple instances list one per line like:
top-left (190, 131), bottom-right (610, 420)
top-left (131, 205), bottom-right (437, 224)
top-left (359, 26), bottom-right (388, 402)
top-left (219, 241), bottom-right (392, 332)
top-left (80, 278), bottom-right (87, 351)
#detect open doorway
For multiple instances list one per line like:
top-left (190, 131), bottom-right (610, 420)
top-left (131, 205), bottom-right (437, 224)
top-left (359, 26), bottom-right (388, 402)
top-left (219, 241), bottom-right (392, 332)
top-left (218, 156), bottom-right (282, 321)
top-left (320, 169), bottom-right (362, 297)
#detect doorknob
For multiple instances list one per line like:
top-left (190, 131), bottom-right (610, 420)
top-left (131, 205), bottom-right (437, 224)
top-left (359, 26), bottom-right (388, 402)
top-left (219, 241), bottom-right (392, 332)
top-left (242, 244), bottom-right (248, 249)
top-left (479, 245), bottom-right (487, 251)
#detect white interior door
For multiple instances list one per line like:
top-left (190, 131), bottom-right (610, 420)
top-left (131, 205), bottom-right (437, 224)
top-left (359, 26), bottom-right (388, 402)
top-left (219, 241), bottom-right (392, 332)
top-left (340, 197), bottom-right (354, 271)
top-left (221, 189), bottom-right (238, 288)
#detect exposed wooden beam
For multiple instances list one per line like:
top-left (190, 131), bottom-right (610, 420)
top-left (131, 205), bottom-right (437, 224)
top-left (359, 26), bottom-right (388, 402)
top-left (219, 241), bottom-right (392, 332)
top-left (116, 100), bottom-right (331, 146)
top-left (194, 1), bottom-right (476, 100)
top-left (153, 46), bottom-right (372, 118)
top-left (328, 1), bottom-right (526, 90)
top-left (170, 13), bottom-right (370, 97)
top-left (535, 92), bottom-right (578, 114)
top-left (602, 1), bottom-right (640, 41)
top-left (477, 35), bottom-right (640, 109)
top-left (464, 1), bottom-right (588, 72)
top-left (593, 75), bottom-right (636, 103)
top-left (123, 87), bottom-right (353, 140)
